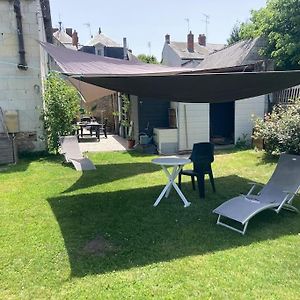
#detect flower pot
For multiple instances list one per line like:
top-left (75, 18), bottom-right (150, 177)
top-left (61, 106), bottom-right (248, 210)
top-left (127, 139), bottom-right (135, 149)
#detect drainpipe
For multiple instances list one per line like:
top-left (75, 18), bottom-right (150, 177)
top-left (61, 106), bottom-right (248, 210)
top-left (13, 0), bottom-right (28, 70)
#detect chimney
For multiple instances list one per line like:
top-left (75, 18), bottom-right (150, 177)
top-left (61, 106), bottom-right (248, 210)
top-left (66, 27), bottom-right (72, 37)
top-left (52, 27), bottom-right (58, 33)
top-left (123, 37), bottom-right (128, 59)
top-left (187, 31), bottom-right (194, 52)
top-left (72, 30), bottom-right (79, 49)
top-left (165, 34), bottom-right (170, 44)
top-left (198, 34), bottom-right (206, 46)
top-left (98, 27), bottom-right (101, 34)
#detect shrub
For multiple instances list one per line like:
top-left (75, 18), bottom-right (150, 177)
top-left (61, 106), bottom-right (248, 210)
top-left (235, 133), bottom-right (251, 150)
top-left (253, 98), bottom-right (300, 155)
top-left (43, 72), bottom-right (80, 153)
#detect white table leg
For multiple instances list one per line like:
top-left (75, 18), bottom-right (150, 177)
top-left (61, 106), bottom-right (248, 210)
top-left (172, 181), bottom-right (191, 207)
top-left (153, 181), bottom-right (172, 207)
top-left (154, 164), bottom-right (191, 207)
top-left (165, 166), bottom-right (178, 198)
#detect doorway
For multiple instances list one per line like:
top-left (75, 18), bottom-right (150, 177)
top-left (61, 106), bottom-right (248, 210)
top-left (210, 102), bottom-right (235, 145)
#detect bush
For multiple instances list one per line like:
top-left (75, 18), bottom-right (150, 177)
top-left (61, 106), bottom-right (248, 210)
top-left (43, 72), bottom-right (80, 153)
top-left (253, 98), bottom-right (300, 155)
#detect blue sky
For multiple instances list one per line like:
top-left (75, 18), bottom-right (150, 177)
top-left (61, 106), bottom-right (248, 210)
top-left (50, 0), bottom-right (266, 60)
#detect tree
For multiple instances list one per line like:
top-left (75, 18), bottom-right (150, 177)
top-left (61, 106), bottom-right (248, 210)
top-left (227, 22), bottom-right (242, 45)
top-left (43, 72), bottom-right (80, 153)
top-left (137, 54), bottom-right (159, 64)
top-left (238, 0), bottom-right (300, 70)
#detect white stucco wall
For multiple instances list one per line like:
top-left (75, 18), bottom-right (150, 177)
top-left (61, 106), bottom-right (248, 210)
top-left (234, 95), bottom-right (266, 143)
top-left (0, 0), bottom-right (47, 151)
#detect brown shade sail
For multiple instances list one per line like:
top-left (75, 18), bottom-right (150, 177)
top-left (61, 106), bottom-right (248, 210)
top-left (41, 42), bottom-right (300, 103)
top-left (68, 77), bottom-right (115, 103)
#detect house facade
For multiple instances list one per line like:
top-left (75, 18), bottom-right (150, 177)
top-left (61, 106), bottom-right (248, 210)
top-left (159, 34), bottom-right (271, 153)
top-left (0, 0), bottom-right (51, 153)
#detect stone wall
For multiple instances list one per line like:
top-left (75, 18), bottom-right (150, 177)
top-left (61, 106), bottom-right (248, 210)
top-left (0, 0), bottom-right (48, 153)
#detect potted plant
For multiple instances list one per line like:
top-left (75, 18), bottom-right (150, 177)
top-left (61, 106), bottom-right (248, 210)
top-left (127, 120), bottom-right (135, 148)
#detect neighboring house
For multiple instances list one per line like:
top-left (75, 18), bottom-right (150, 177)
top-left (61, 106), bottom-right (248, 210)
top-left (162, 32), bottom-right (224, 67)
top-left (53, 23), bottom-right (80, 50)
top-left (80, 28), bottom-right (126, 59)
top-left (158, 36), bottom-right (272, 153)
top-left (0, 0), bottom-right (51, 153)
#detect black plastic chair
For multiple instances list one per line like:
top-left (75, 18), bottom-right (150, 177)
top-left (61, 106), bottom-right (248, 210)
top-left (178, 142), bottom-right (216, 198)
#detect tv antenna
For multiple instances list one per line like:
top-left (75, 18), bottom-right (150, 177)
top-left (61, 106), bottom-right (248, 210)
top-left (83, 22), bottom-right (93, 39)
top-left (184, 18), bottom-right (190, 32)
top-left (200, 13), bottom-right (210, 37)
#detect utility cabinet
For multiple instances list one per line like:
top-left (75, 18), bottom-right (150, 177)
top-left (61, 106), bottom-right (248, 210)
top-left (153, 128), bottom-right (178, 155)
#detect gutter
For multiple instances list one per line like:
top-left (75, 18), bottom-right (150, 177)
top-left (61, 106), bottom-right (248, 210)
top-left (13, 0), bottom-right (28, 70)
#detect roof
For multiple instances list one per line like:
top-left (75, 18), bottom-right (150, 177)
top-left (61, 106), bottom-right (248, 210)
top-left (85, 33), bottom-right (120, 47)
top-left (53, 30), bottom-right (78, 50)
top-left (168, 41), bottom-right (224, 60)
top-left (198, 38), bottom-right (265, 70)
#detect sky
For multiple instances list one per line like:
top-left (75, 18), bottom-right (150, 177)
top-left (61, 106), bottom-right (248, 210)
top-left (49, 0), bottom-right (266, 60)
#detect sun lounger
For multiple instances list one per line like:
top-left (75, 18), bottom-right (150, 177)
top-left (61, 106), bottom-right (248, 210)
top-left (59, 135), bottom-right (96, 171)
top-left (213, 154), bottom-right (300, 234)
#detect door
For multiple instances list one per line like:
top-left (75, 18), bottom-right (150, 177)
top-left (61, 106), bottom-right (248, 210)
top-left (210, 102), bottom-right (235, 145)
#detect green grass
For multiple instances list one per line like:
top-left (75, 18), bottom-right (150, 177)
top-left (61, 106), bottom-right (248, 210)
top-left (0, 150), bottom-right (299, 299)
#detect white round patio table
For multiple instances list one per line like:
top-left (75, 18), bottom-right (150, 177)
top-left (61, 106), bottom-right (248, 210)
top-left (152, 157), bottom-right (191, 208)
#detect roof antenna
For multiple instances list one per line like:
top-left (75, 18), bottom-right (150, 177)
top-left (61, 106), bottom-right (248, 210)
top-left (200, 13), bottom-right (210, 37)
top-left (184, 18), bottom-right (190, 33)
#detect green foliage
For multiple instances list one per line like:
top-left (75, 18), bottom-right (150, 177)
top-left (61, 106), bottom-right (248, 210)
top-left (119, 94), bottom-right (134, 140)
top-left (227, 22), bottom-right (242, 45)
top-left (43, 72), bottom-right (80, 153)
top-left (235, 133), bottom-right (251, 150)
top-left (137, 54), bottom-right (159, 64)
top-left (238, 0), bottom-right (300, 70)
top-left (253, 98), bottom-right (300, 155)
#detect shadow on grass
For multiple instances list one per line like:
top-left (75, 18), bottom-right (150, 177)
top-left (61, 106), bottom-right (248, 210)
top-left (0, 153), bottom-right (62, 174)
top-left (63, 162), bottom-right (161, 193)
top-left (48, 174), bottom-right (300, 278)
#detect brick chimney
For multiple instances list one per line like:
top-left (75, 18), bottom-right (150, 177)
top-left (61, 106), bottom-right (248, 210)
top-left (72, 30), bottom-right (79, 49)
top-left (66, 27), bottom-right (72, 37)
top-left (165, 34), bottom-right (170, 44)
top-left (187, 31), bottom-right (194, 52)
top-left (198, 34), bottom-right (206, 46)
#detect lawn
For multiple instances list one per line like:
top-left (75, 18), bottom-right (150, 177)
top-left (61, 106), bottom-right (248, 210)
top-left (0, 149), bottom-right (299, 299)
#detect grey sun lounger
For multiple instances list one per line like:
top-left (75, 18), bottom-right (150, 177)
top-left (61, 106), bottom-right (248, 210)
top-left (213, 154), bottom-right (300, 234)
top-left (59, 135), bottom-right (96, 171)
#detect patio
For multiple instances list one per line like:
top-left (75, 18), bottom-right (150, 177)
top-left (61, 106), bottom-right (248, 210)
top-left (79, 134), bottom-right (129, 152)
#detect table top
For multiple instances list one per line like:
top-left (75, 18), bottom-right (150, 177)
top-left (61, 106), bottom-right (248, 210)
top-left (152, 157), bottom-right (191, 166)
top-left (77, 122), bottom-right (102, 126)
